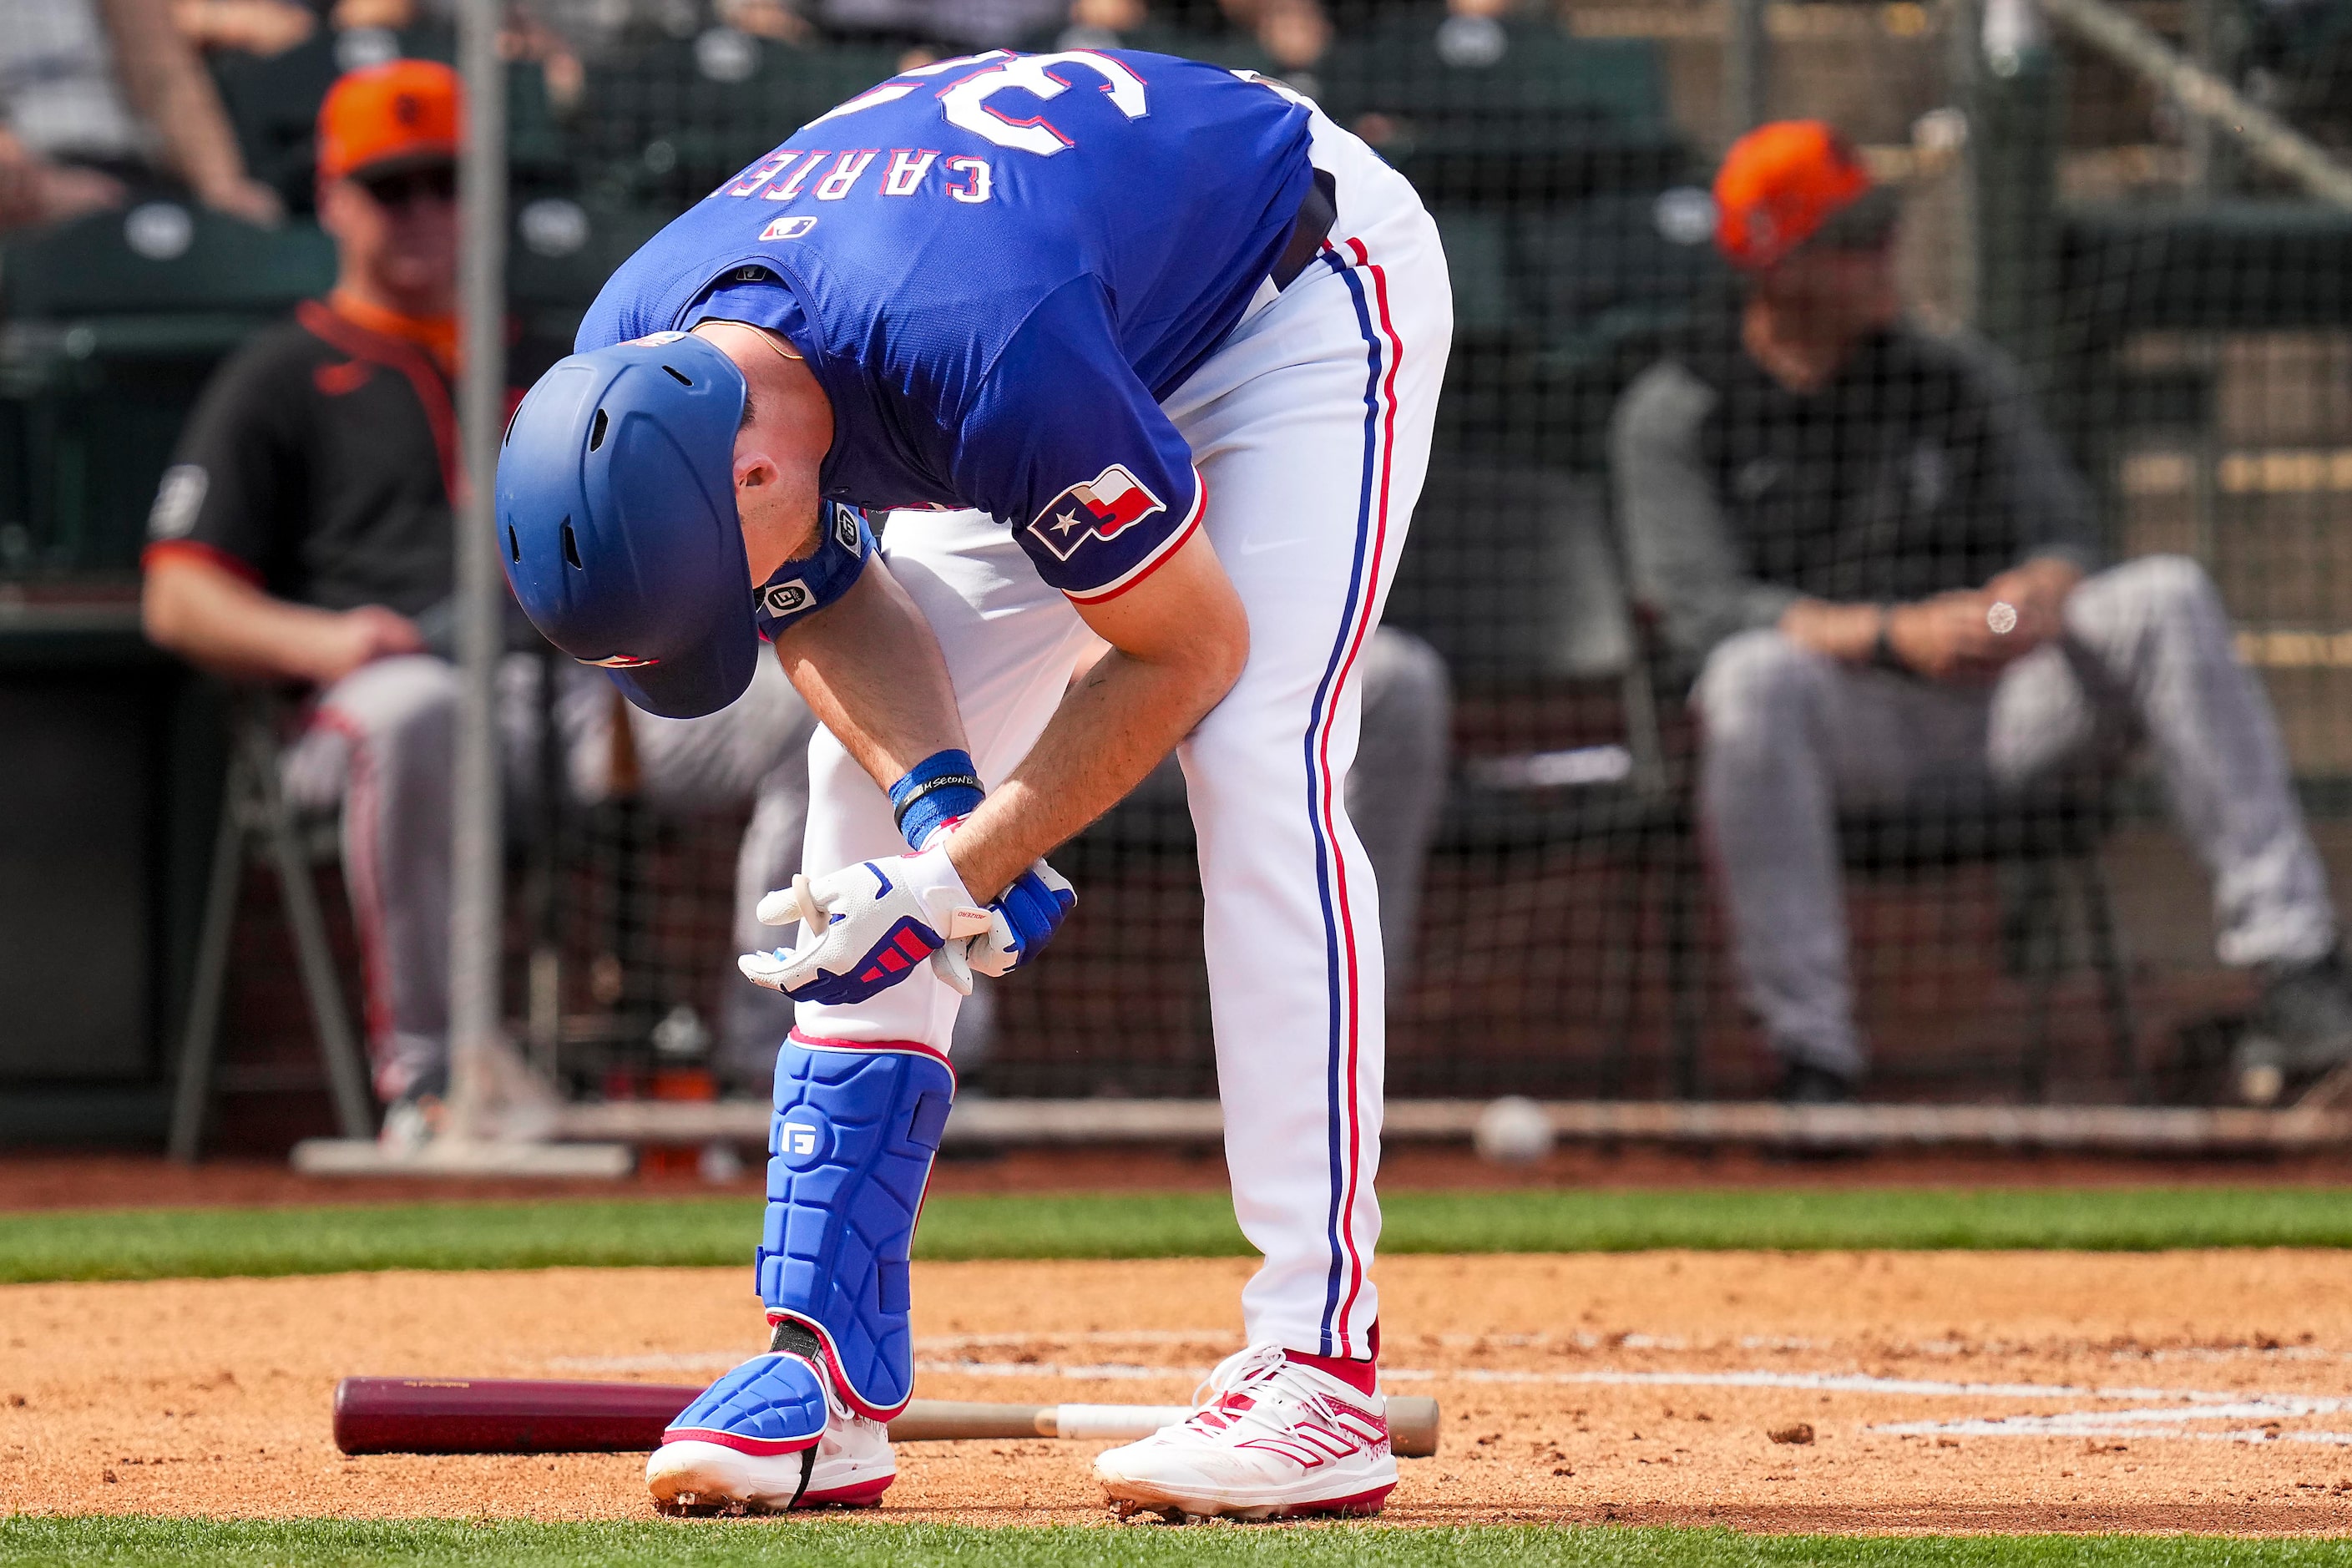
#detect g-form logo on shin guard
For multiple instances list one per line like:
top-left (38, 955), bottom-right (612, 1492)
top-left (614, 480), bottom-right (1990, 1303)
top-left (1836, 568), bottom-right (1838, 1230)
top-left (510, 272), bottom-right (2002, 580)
top-left (777, 1109), bottom-right (833, 1168)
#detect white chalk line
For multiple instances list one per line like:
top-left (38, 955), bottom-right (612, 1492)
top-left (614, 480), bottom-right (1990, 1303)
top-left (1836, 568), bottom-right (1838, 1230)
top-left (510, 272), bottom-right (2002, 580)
top-left (547, 1334), bottom-right (2347, 1374)
top-left (905, 1362), bottom-right (2352, 1449)
top-left (542, 1350), bottom-right (2352, 1448)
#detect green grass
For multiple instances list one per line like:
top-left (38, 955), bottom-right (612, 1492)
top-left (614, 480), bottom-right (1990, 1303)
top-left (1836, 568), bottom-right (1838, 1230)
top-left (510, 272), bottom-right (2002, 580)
top-left (2, 1520), bottom-right (2346, 1566)
top-left (4, 1186), bottom-right (2352, 1286)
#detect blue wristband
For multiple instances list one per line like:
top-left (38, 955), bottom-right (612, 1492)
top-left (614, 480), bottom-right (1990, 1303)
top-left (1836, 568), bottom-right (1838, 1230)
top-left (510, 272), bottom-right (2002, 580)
top-left (751, 502), bottom-right (874, 638)
top-left (890, 748), bottom-right (984, 850)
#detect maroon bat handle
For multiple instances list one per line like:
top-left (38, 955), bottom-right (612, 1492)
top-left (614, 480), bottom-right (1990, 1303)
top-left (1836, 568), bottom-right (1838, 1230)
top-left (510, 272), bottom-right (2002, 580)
top-left (333, 1376), bottom-right (704, 1454)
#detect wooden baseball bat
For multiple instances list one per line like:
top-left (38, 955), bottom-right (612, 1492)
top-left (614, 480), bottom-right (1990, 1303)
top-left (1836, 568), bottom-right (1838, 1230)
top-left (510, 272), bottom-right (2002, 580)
top-left (331, 1376), bottom-right (1439, 1458)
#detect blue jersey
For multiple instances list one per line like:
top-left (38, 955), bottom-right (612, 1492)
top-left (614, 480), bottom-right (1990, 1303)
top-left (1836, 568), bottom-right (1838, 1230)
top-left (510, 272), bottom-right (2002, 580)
top-left (579, 49), bottom-right (1314, 601)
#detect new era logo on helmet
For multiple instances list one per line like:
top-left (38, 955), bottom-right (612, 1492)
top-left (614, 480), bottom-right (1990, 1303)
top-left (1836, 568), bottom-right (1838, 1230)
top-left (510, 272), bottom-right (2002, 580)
top-left (764, 579), bottom-right (814, 618)
top-left (583, 653), bottom-right (657, 668)
top-left (625, 330), bottom-right (690, 346)
top-left (1025, 463), bottom-right (1166, 563)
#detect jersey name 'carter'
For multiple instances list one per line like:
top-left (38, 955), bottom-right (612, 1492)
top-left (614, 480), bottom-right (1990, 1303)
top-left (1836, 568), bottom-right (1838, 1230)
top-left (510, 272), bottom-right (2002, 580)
top-left (578, 48), bottom-right (1315, 604)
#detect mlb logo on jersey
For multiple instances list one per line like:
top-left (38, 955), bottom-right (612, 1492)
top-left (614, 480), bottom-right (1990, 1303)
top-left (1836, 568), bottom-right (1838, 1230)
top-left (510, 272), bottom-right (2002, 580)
top-left (1026, 464), bottom-right (1166, 562)
top-left (761, 215), bottom-right (817, 241)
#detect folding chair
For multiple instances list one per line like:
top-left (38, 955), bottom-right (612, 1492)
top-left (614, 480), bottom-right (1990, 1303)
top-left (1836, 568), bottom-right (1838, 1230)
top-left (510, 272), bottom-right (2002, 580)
top-left (168, 691), bottom-right (375, 1161)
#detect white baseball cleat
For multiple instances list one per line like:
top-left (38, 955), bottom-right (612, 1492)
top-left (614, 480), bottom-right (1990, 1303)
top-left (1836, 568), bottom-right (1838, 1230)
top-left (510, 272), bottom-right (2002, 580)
top-left (645, 1403), bottom-right (894, 1513)
top-left (1094, 1343), bottom-right (1396, 1521)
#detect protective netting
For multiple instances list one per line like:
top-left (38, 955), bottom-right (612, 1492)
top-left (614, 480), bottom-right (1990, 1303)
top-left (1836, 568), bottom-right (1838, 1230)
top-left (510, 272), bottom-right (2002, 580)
top-left (12, 0), bottom-right (2352, 1106)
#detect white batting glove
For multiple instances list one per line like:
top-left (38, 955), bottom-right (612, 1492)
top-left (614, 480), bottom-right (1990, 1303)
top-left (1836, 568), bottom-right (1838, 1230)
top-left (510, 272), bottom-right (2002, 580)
top-left (739, 848), bottom-right (994, 1005)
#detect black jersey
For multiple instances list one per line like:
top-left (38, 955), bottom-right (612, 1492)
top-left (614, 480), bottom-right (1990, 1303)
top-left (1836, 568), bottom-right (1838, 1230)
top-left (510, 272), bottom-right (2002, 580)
top-left (1612, 322), bottom-right (2101, 663)
top-left (144, 300), bottom-right (464, 617)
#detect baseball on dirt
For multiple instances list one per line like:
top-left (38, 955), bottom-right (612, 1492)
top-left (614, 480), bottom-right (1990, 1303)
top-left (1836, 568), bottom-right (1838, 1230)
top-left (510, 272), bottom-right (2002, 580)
top-left (1473, 1095), bottom-right (1555, 1165)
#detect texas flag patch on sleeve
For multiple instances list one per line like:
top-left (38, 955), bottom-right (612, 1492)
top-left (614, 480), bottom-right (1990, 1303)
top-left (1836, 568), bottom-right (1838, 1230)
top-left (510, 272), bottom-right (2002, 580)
top-left (1024, 464), bottom-right (1167, 563)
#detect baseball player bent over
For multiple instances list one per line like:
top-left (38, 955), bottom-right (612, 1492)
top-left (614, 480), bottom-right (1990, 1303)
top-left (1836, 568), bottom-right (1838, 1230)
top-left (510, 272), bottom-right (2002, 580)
top-left (498, 52), bottom-right (1447, 1517)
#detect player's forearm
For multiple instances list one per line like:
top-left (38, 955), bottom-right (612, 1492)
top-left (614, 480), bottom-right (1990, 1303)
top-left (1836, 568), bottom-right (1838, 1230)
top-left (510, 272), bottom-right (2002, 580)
top-left (946, 643), bottom-right (1237, 902)
top-left (98, 0), bottom-right (260, 206)
top-left (143, 560), bottom-right (346, 683)
top-left (1778, 598), bottom-right (1886, 663)
top-left (772, 557), bottom-right (970, 784)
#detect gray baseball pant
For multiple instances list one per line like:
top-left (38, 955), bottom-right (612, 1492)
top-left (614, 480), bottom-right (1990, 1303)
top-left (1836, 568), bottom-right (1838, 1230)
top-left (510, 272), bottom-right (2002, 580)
top-left (1693, 554), bottom-right (2339, 1079)
top-left (281, 651), bottom-right (815, 1100)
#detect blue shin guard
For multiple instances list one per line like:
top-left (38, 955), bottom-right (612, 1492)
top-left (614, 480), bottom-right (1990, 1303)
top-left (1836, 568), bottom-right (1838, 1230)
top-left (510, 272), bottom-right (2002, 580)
top-left (661, 1350), bottom-right (831, 1455)
top-left (757, 1034), bottom-right (954, 1420)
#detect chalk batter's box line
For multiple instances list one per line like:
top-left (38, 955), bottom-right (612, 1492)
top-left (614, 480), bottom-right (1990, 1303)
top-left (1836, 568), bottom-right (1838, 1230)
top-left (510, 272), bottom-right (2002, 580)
top-left (913, 1361), bottom-right (2352, 1448)
top-left (543, 1350), bottom-right (2352, 1447)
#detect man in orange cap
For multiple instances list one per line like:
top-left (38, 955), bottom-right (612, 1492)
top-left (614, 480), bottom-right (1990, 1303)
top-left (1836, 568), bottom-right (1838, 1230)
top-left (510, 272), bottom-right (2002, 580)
top-left (141, 61), bottom-right (821, 1143)
top-left (1613, 119), bottom-right (2352, 1105)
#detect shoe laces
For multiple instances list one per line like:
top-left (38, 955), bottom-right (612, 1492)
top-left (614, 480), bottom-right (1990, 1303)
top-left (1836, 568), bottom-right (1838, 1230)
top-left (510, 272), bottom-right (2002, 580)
top-left (1179, 1343), bottom-right (1358, 1443)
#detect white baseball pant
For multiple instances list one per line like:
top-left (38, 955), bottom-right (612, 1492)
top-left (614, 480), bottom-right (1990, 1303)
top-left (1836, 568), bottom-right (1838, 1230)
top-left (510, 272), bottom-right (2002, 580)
top-left (793, 104), bottom-right (1449, 1359)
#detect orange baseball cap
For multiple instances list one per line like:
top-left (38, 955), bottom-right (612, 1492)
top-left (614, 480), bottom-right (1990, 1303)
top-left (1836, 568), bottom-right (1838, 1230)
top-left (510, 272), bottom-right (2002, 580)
top-left (317, 60), bottom-right (462, 184)
top-left (1712, 120), bottom-right (1890, 271)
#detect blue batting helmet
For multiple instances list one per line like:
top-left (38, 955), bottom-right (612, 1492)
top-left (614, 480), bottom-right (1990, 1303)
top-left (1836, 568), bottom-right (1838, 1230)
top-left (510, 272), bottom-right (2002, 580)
top-left (497, 331), bottom-right (752, 719)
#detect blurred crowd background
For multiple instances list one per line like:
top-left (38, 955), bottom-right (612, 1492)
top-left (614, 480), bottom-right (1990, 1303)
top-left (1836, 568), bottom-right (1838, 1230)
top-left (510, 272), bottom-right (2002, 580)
top-left (9, 0), bottom-right (2352, 1152)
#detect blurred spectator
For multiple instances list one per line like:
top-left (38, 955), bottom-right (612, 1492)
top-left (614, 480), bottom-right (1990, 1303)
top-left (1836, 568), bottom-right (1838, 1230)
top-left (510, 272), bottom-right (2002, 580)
top-left (1054, 0), bottom-right (1155, 48)
top-left (1613, 120), bottom-right (2352, 1105)
top-left (817, 0), bottom-right (1067, 52)
top-left (0, 128), bottom-right (124, 232)
top-left (0, 0), bottom-right (280, 230)
top-left (173, 0), bottom-right (321, 57)
top-left (140, 62), bottom-right (814, 1143)
top-left (1046, 0), bottom-right (1327, 89)
top-left (1242, 0), bottom-right (1328, 80)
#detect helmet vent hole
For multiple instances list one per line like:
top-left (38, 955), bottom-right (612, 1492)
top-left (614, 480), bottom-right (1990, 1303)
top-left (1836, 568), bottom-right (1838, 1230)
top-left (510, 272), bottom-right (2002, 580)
top-left (507, 524), bottom-right (520, 564)
top-left (588, 407), bottom-right (609, 452)
top-left (560, 518), bottom-right (583, 569)
top-left (662, 364), bottom-right (691, 387)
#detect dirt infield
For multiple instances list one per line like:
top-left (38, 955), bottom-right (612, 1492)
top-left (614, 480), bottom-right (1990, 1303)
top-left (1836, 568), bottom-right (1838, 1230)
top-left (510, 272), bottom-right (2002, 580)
top-left (8, 1253), bottom-right (2352, 1535)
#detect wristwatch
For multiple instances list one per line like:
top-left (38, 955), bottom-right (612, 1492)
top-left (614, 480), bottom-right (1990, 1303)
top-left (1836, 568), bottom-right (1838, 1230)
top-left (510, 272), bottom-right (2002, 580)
top-left (1869, 604), bottom-right (1906, 674)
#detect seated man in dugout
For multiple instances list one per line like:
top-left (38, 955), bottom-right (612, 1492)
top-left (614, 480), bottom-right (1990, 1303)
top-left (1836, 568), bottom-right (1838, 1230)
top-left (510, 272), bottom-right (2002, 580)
top-left (1611, 119), bottom-right (2352, 1105)
top-left (139, 61), bottom-right (813, 1141)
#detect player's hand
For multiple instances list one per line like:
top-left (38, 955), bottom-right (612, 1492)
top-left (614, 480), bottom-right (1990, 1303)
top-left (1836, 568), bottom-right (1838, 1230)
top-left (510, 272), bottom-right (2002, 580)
top-left (1982, 559), bottom-right (2081, 653)
top-left (31, 160), bottom-right (125, 225)
top-left (962, 859), bottom-right (1075, 979)
top-left (739, 848), bottom-right (995, 1005)
top-left (1885, 592), bottom-right (2011, 684)
top-left (305, 605), bottom-right (427, 685)
top-left (201, 175), bottom-right (284, 228)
